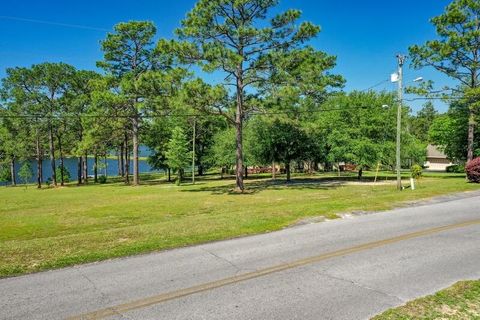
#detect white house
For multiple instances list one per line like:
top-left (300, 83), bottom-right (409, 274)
top-left (424, 145), bottom-right (453, 172)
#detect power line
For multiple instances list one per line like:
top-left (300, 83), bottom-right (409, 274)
top-left (404, 97), bottom-right (463, 102)
top-left (1, 96), bottom-right (463, 120)
top-left (0, 15), bottom-right (109, 32)
top-left (0, 105), bottom-right (372, 119)
top-left (360, 79), bottom-right (390, 92)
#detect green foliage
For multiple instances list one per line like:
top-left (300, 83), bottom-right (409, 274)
top-left (98, 175), bottom-right (107, 184)
top-left (97, 20), bottom-right (170, 186)
top-left (316, 91), bottom-right (425, 172)
top-left (98, 21), bottom-right (157, 77)
top-left (409, 0), bottom-right (480, 89)
top-left (160, 0), bottom-right (343, 190)
top-left (428, 100), bottom-right (480, 161)
top-left (18, 162), bottom-right (33, 186)
top-left (411, 164), bottom-right (423, 179)
top-left (411, 102), bottom-right (439, 142)
top-left (446, 164), bottom-right (465, 173)
top-left (166, 127), bottom-right (191, 185)
top-left (0, 164), bottom-right (10, 183)
top-left (247, 118), bottom-right (308, 178)
top-left (55, 166), bottom-right (71, 183)
top-left (206, 128), bottom-right (238, 172)
top-left (409, 0), bottom-right (480, 161)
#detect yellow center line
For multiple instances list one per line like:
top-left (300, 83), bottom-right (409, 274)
top-left (67, 219), bottom-right (480, 320)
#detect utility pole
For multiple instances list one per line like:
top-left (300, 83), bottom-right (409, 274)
top-left (192, 117), bottom-right (196, 185)
top-left (396, 54), bottom-right (406, 191)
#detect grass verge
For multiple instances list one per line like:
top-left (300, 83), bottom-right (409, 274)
top-left (372, 280), bottom-right (480, 319)
top-left (1, 171), bottom-right (478, 277)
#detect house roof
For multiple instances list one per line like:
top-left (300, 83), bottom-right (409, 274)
top-left (426, 145), bottom-right (448, 159)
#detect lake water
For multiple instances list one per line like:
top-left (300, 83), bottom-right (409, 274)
top-left (5, 157), bottom-right (160, 185)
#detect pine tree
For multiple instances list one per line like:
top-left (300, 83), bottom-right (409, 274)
top-left (18, 162), bottom-right (33, 187)
top-left (166, 127), bottom-right (191, 185)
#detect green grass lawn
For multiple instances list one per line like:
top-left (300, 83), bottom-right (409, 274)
top-left (1, 171), bottom-right (479, 277)
top-left (372, 280), bottom-right (480, 319)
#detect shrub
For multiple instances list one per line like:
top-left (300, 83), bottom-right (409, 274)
top-left (18, 162), bottom-right (33, 186)
top-left (0, 165), bottom-right (10, 183)
top-left (411, 164), bottom-right (423, 180)
top-left (98, 175), bottom-right (107, 184)
top-left (55, 165), bottom-right (71, 183)
top-left (466, 158), bottom-right (480, 183)
top-left (446, 164), bottom-right (465, 173)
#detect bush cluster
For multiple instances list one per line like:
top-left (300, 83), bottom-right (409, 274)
top-left (466, 158), bottom-right (480, 183)
top-left (411, 164), bottom-right (423, 180)
top-left (446, 164), bottom-right (465, 173)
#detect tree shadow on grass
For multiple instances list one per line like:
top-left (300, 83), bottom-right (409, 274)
top-left (180, 177), bottom-right (349, 195)
top-left (423, 173), bottom-right (467, 179)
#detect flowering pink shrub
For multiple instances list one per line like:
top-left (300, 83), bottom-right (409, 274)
top-left (466, 158), bottom-right (480, 183)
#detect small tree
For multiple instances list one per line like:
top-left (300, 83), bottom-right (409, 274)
top-left (55, 165), bottom-right (71, 184)
top-left (18, 162), bottom-right (33, 187)
top-left (206, 128), bottom-right (237, 178)
top-left (249, 118), bottom-right (307, 182)
top-left (166, 127), bottom-right (191, 185)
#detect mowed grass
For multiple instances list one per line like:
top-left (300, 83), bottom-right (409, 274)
top-left (372, 280), bottom-right (480, 319)
top-left (1, 172), bottom-right (479, 277)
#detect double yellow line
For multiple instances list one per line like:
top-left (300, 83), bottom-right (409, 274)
top-left (68, 219), bottom-right (480, 319)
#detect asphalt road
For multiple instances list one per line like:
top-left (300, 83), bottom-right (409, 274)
top-left (2, 192), bottom-right (480, 320)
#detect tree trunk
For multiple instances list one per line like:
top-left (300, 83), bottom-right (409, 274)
top-left (358, 167), bottom-right (363, 180)
top-left (272, 161), bottom-right (276, 180)
top-left (244, 166), bottom-right (248, 179)
top-left (168, 168), bottom-right (171, 182)
top-left (77, 129), bottom-right (83, 185)
top-left (104, 155), bottom-right (108, 177)
top-left (467, 111), bottom-right (475, 162)
top-left (48, 125), bottom-right (57, 187)
top-left (83, 153), bottom-right (88, 184)
top-left (58, 135), bottom-right (64, 186)
top-left (60, 156), bottom-right (65, 186)
top-left (39, 152), bottom-right (43, 184)
top-left (10, 158), bottom-right (16, 186)
top-left (198, 164), bottom-right (204, 176)
top-left (468, 71), bottom-right (478, 163)
top-left (124, 136), bottom-right (130, 184)
top-left (36, 134), bottom-right (42, 188)
top-left (286, 162), bottom-right (291, 182)
top-left (120, 145), bottom-right (125, 177)
top-left (94, 154), bottom-right (98, 183)
top-left (77, 157), bottom-right (82, 185)
top-left (118, 147), bottom-right (122, 176)
top-left (176, 169), bottom-right (183, 186)
top-left (235, 69), bottom-right (245, 191)
top-left (132, 115), bottom-right (140, 186)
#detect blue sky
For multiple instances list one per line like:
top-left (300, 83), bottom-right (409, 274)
top-left (0, 0), bottom-right (453, 112)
